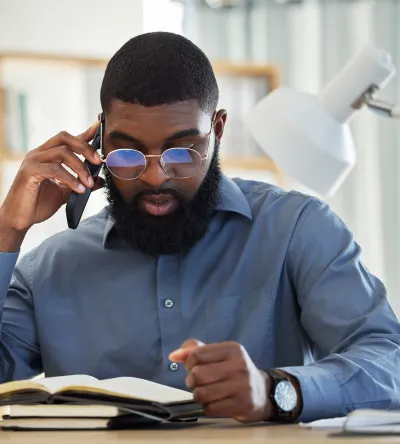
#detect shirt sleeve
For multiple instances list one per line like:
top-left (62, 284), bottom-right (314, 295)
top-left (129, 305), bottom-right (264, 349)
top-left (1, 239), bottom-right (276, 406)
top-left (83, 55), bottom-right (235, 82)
top-left (279, 199), bottom-right (400, 422)
top-left (0, 252), bottom-right (42, 382)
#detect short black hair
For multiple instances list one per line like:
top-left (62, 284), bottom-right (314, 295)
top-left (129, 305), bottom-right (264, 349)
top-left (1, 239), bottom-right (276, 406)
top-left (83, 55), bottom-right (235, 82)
top-left (100, 32), bottom-right (219, 116)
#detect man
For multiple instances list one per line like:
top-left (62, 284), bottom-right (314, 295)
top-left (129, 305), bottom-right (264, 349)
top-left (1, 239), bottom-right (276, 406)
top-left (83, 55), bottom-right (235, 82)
top-left (0, 32), bottom-right (399, 424)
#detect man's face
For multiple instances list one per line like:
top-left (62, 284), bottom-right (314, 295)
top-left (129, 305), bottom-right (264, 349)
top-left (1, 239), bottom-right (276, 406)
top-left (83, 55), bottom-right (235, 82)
top-left (102, 99), bottom-right (227, 256)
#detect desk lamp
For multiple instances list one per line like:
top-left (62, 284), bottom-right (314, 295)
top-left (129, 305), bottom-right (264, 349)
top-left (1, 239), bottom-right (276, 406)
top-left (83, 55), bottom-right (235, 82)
top-left (244, 45), bottom-right (400, 196)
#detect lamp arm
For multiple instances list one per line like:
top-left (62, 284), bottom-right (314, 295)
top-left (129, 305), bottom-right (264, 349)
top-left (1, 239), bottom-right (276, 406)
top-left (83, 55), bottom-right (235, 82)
top-left (361, 91), bottom-right (400, 119)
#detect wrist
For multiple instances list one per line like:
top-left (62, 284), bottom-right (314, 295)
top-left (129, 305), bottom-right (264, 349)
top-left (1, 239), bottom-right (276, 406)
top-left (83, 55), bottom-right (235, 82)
top-left (259, 370), bottom-right (275, 421)
top-left (238, 370), bottom-right (274, 423)
top-left (0, 209), bottom-right (27, 252)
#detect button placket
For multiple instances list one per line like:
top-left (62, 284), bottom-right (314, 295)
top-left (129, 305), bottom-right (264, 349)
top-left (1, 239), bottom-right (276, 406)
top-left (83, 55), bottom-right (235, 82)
top-left (157, 255), bottom-right (183, 386)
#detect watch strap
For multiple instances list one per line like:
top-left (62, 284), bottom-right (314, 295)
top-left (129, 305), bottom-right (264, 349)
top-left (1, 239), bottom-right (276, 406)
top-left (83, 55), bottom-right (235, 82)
top-left (267, 369), bottom-right (296, 423)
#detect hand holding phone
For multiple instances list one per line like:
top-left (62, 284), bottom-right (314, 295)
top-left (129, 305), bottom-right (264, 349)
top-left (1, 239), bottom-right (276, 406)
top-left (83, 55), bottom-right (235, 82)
top-left (66, 123), bottom-right (103, 229)
top-left (0, 123), bottom-right (101, 252)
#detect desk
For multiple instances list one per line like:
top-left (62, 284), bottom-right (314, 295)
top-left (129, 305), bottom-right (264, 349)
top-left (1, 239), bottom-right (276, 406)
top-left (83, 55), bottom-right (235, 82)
top-left (0, 418), bottom-right (398, 444)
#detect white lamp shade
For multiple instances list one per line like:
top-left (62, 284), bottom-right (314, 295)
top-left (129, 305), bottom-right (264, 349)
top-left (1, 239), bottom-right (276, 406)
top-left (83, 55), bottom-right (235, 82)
top-left (244, 87), bottom-right (357, 196)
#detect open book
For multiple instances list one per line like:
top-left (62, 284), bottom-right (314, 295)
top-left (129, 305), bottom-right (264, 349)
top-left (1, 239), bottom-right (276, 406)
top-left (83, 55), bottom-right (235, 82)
top-left (0, 375), bottom-right (202, 423)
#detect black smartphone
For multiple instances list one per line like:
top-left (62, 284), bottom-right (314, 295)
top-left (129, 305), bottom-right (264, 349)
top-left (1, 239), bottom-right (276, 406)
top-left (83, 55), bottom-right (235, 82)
top-left (66, 123), bottom-right (103, 229)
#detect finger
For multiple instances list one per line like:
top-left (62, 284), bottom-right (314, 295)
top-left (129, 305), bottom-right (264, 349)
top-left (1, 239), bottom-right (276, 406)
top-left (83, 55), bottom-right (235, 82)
top-left (234, 416), bottom-right (250, 423)
top-left (38, 129), bottom-right (101, 165)
top-left (41, 179), bottom-right (72, 205)
top-left (193, 379), bottom-right (238, 405)
top-left (181, 338), bottom-right (205, 349)
top-left (34, 163), bottom-right (86, 194)
top-left (169, 349), bottom-right (191, 363)
top-left (184, 342), bottom-right (239, 371)
top-left (169, 339), bottom-right (204, 363)
top-left (77, 121), bottom-right (100, 142)
top-left (186, 362), bottom-right (231, 388)
top-left (32, 146), bottom-right (96, 188)
top-left (202, 396), bottom-right (241, 418)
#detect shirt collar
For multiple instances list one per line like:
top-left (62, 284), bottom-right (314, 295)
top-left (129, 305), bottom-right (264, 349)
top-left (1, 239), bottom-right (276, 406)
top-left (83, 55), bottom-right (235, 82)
top-left (103, 211), bottom-right (116, 248)
top-left (103, 175), bottom-right (252, 248)
top-left (216, 174), bottom-right (253, 220)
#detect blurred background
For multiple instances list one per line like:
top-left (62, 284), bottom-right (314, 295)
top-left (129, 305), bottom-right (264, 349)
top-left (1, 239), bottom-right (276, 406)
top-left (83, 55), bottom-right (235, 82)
top-left (0, 0), bottom-right (399, 314)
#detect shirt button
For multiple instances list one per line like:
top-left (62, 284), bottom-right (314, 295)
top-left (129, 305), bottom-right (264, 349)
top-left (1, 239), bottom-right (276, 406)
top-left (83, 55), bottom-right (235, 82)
top-left (164, 299), bottom-right (174, 308)
top-left (169, 362), bottom-right (179, 372)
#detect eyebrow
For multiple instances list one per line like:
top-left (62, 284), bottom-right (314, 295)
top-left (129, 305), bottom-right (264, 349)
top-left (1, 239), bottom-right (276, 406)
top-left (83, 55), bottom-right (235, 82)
top-left (165, 128), bottom-right (201, 142)
top-left (108, 131), bottom-right (143, 146)
top-left (108, 128), bottom-right (202, 147)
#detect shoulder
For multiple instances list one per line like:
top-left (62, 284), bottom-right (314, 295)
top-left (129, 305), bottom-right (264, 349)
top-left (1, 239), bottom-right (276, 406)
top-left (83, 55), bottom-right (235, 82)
top-left (230, 177), bottom-right (349, 241)
top-left (232, 178), bottom-right (356, 261)
top-left (231, 177), bottom-right (324, 218)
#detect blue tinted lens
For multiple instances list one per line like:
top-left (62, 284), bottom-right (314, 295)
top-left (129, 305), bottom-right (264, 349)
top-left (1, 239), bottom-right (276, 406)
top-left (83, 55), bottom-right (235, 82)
top-left (162, 148), bottom-right (201, 178)
top-left (106, 150), bottom-right (146, 179)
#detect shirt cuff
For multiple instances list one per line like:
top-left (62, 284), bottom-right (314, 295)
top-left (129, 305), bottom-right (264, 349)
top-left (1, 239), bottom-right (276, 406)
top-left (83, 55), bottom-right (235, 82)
top-left (0, 252), bottom-right (19, 304)
top-left (278, 364), bottom-right (344, 422)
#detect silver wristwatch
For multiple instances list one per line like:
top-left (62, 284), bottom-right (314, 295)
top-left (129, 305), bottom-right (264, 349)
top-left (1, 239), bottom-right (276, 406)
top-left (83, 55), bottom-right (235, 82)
top-left (267, 369), bottom-right (298, 422)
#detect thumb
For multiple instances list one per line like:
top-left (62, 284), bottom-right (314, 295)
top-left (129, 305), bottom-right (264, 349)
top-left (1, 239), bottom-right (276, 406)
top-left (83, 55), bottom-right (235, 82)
top-left (168, 339), bottom-right (204, 363)
top-left (181, 338), bottom-right (204, 350)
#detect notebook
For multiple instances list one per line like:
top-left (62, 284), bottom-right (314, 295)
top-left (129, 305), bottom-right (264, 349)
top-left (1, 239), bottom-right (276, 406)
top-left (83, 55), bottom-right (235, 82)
top-left (0, 403), bottom-right (169, 430)
top-left (342, 409), bottom-right (400, 436)
top-left (0, 417), bottom-right (118, 431)
top-left (0, 374), bottom-right (202, 423)
top-left (2, 403), bottom-right (122, 418)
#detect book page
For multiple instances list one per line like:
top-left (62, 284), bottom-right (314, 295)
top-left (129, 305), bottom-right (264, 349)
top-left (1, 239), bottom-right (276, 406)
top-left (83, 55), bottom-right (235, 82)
top-left (96, 377), bottom-right (193, 404)
top-left (1, 417), bottom-right (109, 430)
top-left (7, 404), bottom-right (120, 418)
top-left (347, 424), bottom-right (400, 434)
top-left (0, 379), bottom-right (46, 396)
top-left (36, 375), bottom-right (99, 394)
top-left (299, 417), bottom-right (346, 429)
top-left (57, 377), bottom-right (194, 404)
top-left (346, 409), bottom-right (400, 429)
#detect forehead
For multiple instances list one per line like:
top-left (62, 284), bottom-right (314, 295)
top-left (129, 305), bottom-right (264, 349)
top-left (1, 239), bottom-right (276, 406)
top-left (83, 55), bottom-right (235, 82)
top-left (105, 100), bottom-right (211, 138)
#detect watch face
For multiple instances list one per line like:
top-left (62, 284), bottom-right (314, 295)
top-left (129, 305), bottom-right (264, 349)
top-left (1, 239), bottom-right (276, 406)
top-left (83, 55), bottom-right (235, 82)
top-left (274, 380), bottom-right (297, 412)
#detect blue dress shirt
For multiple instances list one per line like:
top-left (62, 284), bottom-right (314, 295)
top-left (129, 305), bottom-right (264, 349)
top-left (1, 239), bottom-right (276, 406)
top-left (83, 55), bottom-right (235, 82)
top-left (1, 175), bottom-right (400, 422)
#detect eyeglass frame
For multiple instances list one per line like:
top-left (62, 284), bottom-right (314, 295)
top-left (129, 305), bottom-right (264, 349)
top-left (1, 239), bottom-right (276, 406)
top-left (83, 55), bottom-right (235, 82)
top-left (98, 111), bottom-right (216, 180)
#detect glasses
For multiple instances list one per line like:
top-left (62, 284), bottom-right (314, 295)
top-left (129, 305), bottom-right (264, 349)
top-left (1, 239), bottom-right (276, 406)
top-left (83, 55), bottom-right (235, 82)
top-left (100, 119), bottom-right (214, 180)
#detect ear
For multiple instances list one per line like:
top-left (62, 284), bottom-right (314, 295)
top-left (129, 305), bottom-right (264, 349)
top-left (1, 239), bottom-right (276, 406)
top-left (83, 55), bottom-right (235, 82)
top-left (213, 109), bottom-right (227, 141)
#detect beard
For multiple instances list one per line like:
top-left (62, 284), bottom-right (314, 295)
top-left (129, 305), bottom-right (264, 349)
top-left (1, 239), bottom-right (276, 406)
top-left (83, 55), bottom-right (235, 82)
top-left (104, 140), bottom-right (222, 257)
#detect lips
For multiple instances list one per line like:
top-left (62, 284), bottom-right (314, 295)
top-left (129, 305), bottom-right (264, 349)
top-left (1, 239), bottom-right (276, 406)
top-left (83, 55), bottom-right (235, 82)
top-left (139, 194), bottom-right (179, 216)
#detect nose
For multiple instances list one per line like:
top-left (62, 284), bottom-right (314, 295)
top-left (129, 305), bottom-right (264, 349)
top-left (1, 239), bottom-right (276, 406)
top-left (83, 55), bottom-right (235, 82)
top-left (140, 156), bottom-right (171, 188)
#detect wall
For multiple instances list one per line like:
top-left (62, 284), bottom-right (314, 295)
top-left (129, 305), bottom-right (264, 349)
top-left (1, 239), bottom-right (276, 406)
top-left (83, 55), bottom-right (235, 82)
top-left (0, 0), bottom-right (145, 255)
top-left (0, 0), bottom-right (144, 58)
